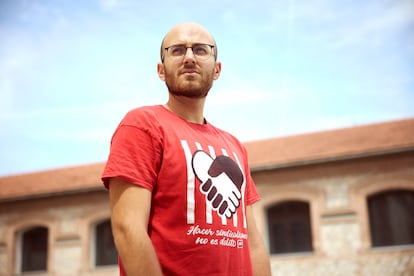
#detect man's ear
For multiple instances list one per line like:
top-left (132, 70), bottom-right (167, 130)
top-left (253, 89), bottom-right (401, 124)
top-left (157, 62), bottom-right (165, 81)
top-left (214, 61), bottom-right (222, 80)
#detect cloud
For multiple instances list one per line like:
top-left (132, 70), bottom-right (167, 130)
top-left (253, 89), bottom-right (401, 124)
top-left (51, 15), bottom-right (71, 33)
top-left (209, 88), bottom-right (270, 106)
top-left (99, 0), bottom-right (120, 11)
top-left (1, 0), bottom-right (413, 176)
top-left (0, 34), bottom-right (36, 115)
top-left (332, 0), bottom-right (414, 48)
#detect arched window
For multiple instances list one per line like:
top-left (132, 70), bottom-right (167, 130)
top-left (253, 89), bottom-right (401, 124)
top-left (93, 219), bottom-right (118, 267)
top-left (266, 200), bottom-right (313, 254)
top-left (16, 226), bottom-right (48, 273)
top-left (368, 189), bottom-right (414, 247)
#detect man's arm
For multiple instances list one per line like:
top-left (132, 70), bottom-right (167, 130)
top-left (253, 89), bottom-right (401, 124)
top-left (108, 177), bottom-right (163, 276)
top-left (247, 205), bottom-right (271, 276)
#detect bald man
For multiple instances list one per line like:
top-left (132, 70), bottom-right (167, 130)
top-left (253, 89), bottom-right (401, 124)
top-left (102, 22), bottom-right (271, 276)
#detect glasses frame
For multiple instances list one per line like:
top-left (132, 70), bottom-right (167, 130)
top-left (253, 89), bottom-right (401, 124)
top-left (162, 43), bottom-right (215, 62)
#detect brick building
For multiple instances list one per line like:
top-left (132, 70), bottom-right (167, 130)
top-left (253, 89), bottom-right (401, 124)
top-left (1, 118), bottom-right (414, 275)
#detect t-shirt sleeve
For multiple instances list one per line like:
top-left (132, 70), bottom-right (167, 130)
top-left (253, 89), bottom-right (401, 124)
top-left (102, 122), bottom-right (162, 191)
top-left (244, 166), bottom-right (260, 205)
top-left (241, 145), bottom-right (260, 205)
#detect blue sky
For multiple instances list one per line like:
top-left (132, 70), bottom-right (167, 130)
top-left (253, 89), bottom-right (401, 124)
top-left (1, 0), bottom-right (413, 176)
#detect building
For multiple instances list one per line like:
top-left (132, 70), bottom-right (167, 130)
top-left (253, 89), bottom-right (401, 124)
top-left (1, 118), bottom-right (413, 275)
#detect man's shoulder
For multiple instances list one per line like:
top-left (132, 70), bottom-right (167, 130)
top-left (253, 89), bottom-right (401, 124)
top-left (121, 105), bottom-right (163, 122)
top-left (208, 121), bottom-right (236, 138)
top-left (116, 105), bottom-right (162, 126)
top-left (208, 122), bottom-right (245, 148)
top-left (125, 105), bottom-right (162, 116)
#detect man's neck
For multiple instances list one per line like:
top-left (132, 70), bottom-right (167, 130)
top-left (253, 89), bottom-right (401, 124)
top-left (165, 94), bottom-right (206, 124)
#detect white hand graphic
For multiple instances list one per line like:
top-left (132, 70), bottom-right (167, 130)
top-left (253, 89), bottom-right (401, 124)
top-left (192, 150), bottom-right (244, 219)
top-left (200, 173), bottom-right (242, 218)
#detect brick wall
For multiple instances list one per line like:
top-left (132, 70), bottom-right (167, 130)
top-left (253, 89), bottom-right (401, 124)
top-left (0, 191), bottom-right (117, 276)
top-left (253, 151), bottom-right (414, 276)
top-left (1, 151), bottom-right (413, 275)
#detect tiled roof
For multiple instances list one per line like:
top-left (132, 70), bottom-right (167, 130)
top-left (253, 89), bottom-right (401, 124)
top-left (244, 118), bottom-right (414, 170)
top-left (0, 163), bottom-right (105, 202)
top-left (1, 118), bottom-right (413, 202)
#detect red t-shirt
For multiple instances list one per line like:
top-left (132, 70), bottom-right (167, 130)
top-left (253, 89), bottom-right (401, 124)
top-left (102, 105), bottom-right (260, 276)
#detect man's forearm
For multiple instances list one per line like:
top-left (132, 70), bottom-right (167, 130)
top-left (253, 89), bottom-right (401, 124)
top-left (246, 206), bottom-right (271, 276)
top-left (251, 245), bottom-right (271, 276)
top-left (109, 179), bottom-right (161, 275)
top-left (114, 226), bottom-right (163, 276)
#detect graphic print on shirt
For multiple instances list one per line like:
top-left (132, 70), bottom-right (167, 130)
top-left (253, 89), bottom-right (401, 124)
top-left (180, 140), bottom-right (247, 228)
top-left (192, 150), bottom-right (243, 219)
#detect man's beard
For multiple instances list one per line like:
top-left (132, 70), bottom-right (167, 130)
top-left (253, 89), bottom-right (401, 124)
top-left (164, 68), bottom-right (214, 98)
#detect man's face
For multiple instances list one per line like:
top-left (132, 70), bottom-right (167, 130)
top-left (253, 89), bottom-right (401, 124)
top-left (157, 25), bottom-right (221, 98)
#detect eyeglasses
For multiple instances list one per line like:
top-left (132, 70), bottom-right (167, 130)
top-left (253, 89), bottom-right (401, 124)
top-left (162, 43), bottom-right (215, 61)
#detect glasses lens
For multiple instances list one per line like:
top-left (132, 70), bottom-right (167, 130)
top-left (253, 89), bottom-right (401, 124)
top-left (169, 45), bottom-right (186, 57)
top-left (192, 44), bottom-right (211, 59)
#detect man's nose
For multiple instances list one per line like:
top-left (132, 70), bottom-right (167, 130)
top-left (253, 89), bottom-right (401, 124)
top-left (183, 47), bottom-right (196, 62)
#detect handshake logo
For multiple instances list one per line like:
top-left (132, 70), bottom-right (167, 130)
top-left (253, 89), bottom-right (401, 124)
top-left (192, 150), bottom-right (244, 219)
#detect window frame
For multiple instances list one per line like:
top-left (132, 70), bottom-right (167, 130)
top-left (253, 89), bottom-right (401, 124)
top-left (350, 176), bottom-right (414, 252)
top-left (367, 189), bottom-right (414, 248)
top-left (266, 200), bottom-right (314, 255)
top-left (90, 218), bottom-right (118, 269)
top-left (15, 226), bottom-right (49, 274)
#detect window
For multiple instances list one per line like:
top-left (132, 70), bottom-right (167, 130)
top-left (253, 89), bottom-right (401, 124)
top-left (94, 220), bottom-right (118, 266)
top-left (368, 189), bottom-right (414, 247)
top-left (266, 201), bottom-right (313, 254)
top-left (17, 226), bottom-right (48, 273)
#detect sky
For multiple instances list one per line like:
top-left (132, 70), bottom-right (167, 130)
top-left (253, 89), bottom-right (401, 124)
top-left (0, 0), bottom-right (413, 176)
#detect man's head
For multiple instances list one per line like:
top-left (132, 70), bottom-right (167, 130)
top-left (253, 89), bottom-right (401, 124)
top-left (159, 23), bottom-right (218, 62)
top-left (157, 22), bottom-right (221, 98)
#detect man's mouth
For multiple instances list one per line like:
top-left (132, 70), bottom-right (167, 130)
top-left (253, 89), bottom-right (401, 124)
top-left (182, 70), bottom-right (198, 75)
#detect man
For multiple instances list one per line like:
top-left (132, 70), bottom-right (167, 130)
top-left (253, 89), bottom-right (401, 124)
top-left (102, 22), bottom-right (271, 276)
